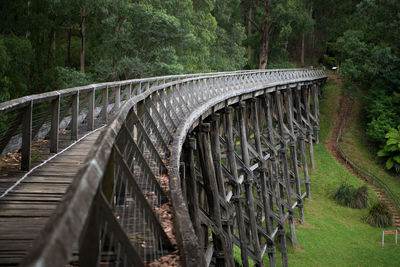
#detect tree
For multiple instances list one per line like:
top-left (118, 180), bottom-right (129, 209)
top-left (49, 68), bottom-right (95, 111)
top-left (378, 125), bottom-right (400, 173)
top-left (244, 0), bottom-right (312, 69)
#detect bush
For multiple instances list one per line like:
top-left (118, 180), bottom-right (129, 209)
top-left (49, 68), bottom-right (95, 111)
top-left (333, 183), bottom-right (369, 209)
top-left (365, 202), bottom-right (392, 228)
top-left (351, 185), bottom-right (369, 209)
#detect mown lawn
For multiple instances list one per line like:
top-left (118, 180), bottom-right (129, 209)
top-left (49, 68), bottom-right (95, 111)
top-left (271, 79), bottom-right (399, 266)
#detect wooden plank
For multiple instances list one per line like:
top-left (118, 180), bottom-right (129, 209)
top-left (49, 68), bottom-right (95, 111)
top-left (7, 184), bottom-right (68, 194)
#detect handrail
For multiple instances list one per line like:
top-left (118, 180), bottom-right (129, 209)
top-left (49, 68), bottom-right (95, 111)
top-left (336, 98), bottom-right (400, 214)
top-left (20, 68), bottom-right (327, 266)
top-left (0, 68), bottom-right (319, 171)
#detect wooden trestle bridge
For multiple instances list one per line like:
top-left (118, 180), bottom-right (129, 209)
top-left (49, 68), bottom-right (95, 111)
top-left (0, 69), bottom-right (327, 266)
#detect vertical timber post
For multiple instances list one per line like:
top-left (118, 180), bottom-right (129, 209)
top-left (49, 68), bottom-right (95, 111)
top-left (71, 91), bottom-right (79, 140)
top-left (210, 113), bottom-right (235, 267)
top-left (295, 85), bottom-right (311, 198)
top-left (251, 98), bottom-right (276, 266)
top-left (237, 102), bottom-right (262, 266)
top-left (102, 86), bottom-right (109, 123)
top-left (88, 88), bottom-right (95, 131)
top-left (267, 92), bottom-right (289, 267)
top-left (312, 84), bottom-right (320, 144)
top-left (115, 85), bottom-right (121, 110)
top-left (303, 85), bottom-right (315, 169)
top-left (284, 89), bottom-right (304, 223)
top-left (197, 123), bottom-right (228, 267)
top-left (21, 101), bottom-right (33, 171)
top-left (224, 106), bottom-right (249, 267)
top-left (275, 91), bottom-right (297, 248)
top-left (50, 95), bottom-right (60, 153)
top-left (184, 137), bottom-right (202, 245)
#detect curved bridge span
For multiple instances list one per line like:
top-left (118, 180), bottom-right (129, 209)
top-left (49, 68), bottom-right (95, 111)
top-left (0, 69), bottom-right (327, 266)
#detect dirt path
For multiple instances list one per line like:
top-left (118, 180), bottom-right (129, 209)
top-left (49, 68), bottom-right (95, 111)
top-left (326, 74), bottom-right (400, 232)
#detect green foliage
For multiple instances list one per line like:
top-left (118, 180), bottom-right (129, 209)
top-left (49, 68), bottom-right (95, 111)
top-left (334, 183), bottom-right (369, 209)
top-left (55, 67), bottom-right (93, 89)
top-left (377, 125), bottom-right (400, 172)
top-left (0, 35), bottom-right (33, 99)
top-left (336, 0), bottom-right (400, 150)
top-left (364, 202), bottom-right (392, 228)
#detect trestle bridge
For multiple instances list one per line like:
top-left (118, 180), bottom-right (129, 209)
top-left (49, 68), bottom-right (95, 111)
top-left (0, 68), bottom-right (327, 266)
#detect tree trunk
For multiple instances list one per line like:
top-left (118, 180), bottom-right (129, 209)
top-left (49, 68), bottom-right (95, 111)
top-left (258, 21), bottom-right (269, 69)
top-left (80, 5), bottom-right (86, 73)
top-left (26, 1), bottom-right (31, 38)
top-left (53, 31), bottom-right (56, 60)
top-left (247, 7), bottom-right (252, 61)
top-left (301, 33), bottom-right (305, 67)
top-left (66, 21), bottom-right (71, 67)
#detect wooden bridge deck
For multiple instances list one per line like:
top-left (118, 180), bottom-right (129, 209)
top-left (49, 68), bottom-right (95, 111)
top-left (0, 131), bottom-right (101, 266)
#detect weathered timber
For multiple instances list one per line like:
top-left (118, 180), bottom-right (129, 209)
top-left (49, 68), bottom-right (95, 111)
top-left (0, 68), bottom-right (326, 267)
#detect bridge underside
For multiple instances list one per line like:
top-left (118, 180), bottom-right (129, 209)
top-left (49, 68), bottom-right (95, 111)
top-left (15, 69), bottom-right (326, 267)
top-left (172, 82), bottom-right (322, 267)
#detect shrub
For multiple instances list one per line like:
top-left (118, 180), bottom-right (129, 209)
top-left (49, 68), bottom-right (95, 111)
top-left (351, 185), bottom-right (369, 209)
top-left (365, 202), bottom-right (392, 228)
top-left (333, 183), bottom-right (369, 209)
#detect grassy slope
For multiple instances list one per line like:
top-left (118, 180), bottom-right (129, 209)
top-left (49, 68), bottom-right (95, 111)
top-left (272, 80), bottom-right (399, 266)
top-left (340, 90), bottom-right (400, 200)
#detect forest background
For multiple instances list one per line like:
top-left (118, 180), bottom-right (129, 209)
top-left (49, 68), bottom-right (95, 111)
top-left (0, 0), bottom-right (399, 168)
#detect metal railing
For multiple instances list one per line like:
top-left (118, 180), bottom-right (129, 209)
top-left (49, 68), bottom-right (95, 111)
top-left (0, 70), bottom-right (259, 171)
top-left (16, 68), bottom-right (327, 266)
top-left (336, 99), bottom-right (400, 214)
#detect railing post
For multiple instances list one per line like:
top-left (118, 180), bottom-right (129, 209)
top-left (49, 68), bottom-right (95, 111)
top-left (50, 95), bottom-right (60, 153)
top-left (115, 85), bottom-right (121, 110)
top-left (71, 92), bottom-right (79, 140)
top-left (21, 100), bottom-right (33, 171)
top-left (88, 88), bottom-right (95, 131)
top-left (102, 86), bottom-right (109, 123)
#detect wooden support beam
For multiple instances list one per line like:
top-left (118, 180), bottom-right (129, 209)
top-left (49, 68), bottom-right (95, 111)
top-left (115, 85), bottom-right (121, 110)
top-left (295, 85), bottom-right (311, 198)
top-left (87, 88), bottom-right (95, 131)
top-left (275, 91), bottom-right (297, 249)
top-left (197, 122), bottom-right (230, 267)
top-left (21, 101), bottom-right (33, 171)
top-left (312, 84), bottom-right (320, 144)
top-left (303, 85), bottom-right (315, 169)
top-left (224, 106), bottom-right (249, 267)
top-left (71, 92), bottom-right (79, 140)
top-left (251, 98), bottom-right (276, 267)
top-left (237, 102), bottom-right (262, 266)
top-left (284, 89), bottom-right (304, 223)
top-left (50, 95), bottom-right (60, 153)
top-left (102, 86), bottom-right (109, 123)
top-left (184, 138), bottom-right (203, 245)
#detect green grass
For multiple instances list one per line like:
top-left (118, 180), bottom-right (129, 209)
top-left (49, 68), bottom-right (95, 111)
top-left (272, 79), bottom-right (399, 266)
top-left (340, 89), bottom-right (400, 200)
